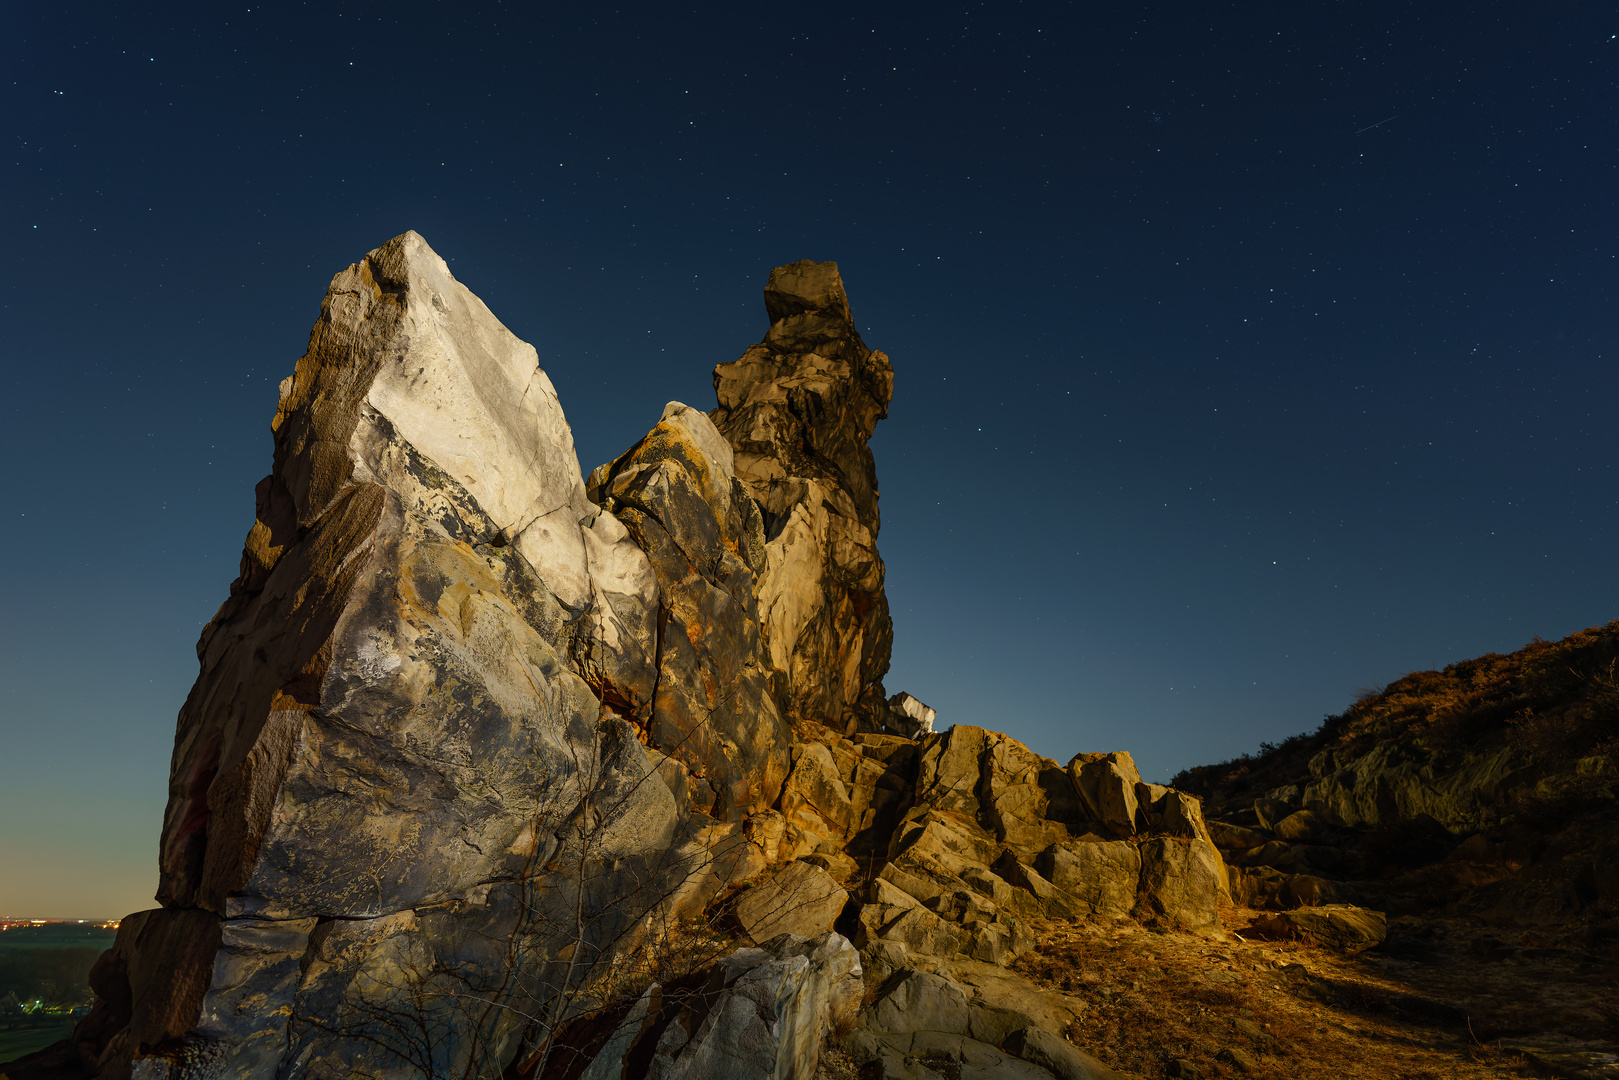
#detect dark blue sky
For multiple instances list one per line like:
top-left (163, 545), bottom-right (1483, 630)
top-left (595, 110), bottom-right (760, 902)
top-left (4, 2), bottom-right (1615, 917)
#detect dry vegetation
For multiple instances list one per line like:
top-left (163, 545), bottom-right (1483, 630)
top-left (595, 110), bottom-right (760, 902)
top-left (1006, 910), bottom-right (1539, 1080)
top-left (1174, 620), bottom-right (1619, 808)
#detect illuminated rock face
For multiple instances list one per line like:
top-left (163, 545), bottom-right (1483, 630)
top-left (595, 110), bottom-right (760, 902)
top-left (710, 259), bottom-right (897, 736)
top-left (68, 233), bottom-right (791, 1080)
top-left (586, 400), bottom-right (791, 820)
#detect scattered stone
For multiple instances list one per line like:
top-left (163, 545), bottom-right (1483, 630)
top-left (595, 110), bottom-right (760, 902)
top-left (1249, 904), bottom-right (1387, 952)
top-left (1217, 1046), bottom-right (1258, 1072)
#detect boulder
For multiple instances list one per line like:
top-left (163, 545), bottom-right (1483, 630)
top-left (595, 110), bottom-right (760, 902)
top-left (862, 968), bottom-right (971, 1034)
top-left (1252, 797), bottom-right (1294, 831)
top-left (1142, 788), bottom-right (1230, 901)
top-left (573, 932), bottom-right (862, 1080)
top-left (1227, 865), bottom-right (1291, 909)
top-left (1278, 874), bottom-right (1338, 909)
top-left (993, 852), bottom-right (1089, 920)
top-left (1136, 838), bottom-right (1222, 931)
top-left (1206, 821), bottom-right (1268, 850)
top-left (855, 963), bottom-right (1107, 1080)
top-left (934, 959), bottom-right (1088, 1047)
top-left (886, 692), bottom-right (938, 738)
top-left (736, 860), bottom-right (851, 943)
top-left (1035, 842), bottom-right (1141, 918)
top-left (1250, 904), bottom-right (1386, 952)
top-left (1272, 809), bottom-right (1325, 842)
top-left (802, 849), bottom-right (862, 882)
top-left (1068, 753), bottom-right (1142, 836)
top-left (1004, 1025), bottom-right (1131, 1080)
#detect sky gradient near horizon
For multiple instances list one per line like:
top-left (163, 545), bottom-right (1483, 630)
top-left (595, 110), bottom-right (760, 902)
top-left (3, 2), bottom-right (1615, 918)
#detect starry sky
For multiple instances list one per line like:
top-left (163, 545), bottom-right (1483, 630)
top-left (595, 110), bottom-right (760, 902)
top-left (4, 2), bottom-right (1615, 918)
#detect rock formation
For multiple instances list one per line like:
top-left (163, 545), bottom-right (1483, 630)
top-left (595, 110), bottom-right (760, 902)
top-left (707, 259), bottom-right (896, 736)
top-left (7, 233), bottom-right (1234, 1080)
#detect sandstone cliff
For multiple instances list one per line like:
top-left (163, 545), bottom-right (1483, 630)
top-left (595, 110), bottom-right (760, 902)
top-left (6, 234), bottom-right (1231, 1080)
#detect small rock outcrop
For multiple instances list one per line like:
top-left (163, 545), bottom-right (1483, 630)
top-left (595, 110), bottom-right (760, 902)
top-left (856, 726), bottom-right (1228, 968)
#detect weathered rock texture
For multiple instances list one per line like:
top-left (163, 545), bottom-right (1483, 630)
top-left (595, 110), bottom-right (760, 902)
top-left (585, 399), bottom-right (789, 819)
top-left (709, 259), bottom-right (896, 736)
top-left (46, 233), bottom-right (768, 1080)
top-left (15, 234), bottom-right (1232, 1080)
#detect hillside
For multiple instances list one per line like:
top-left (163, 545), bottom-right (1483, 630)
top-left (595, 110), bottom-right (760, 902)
top-left (1170, 624), bottom-right (1619, 1075)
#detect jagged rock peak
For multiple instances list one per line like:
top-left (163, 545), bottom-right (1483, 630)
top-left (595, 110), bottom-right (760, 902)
top-left (265, 229), bottom-right (601, 607)
top-left (21, 238), bottom-right (992, 1080)
top-left (763, 258), bottom-right (853, 324)
top-left (711, 259), bottom-right (897, 734)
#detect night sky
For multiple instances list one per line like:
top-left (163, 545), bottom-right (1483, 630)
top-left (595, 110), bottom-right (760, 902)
top-left (4, 2), bottom-right (1615, 918)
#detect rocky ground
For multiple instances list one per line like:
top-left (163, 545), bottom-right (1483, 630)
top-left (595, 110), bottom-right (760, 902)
top-left (808, 898), bottom-right (1615, 1080)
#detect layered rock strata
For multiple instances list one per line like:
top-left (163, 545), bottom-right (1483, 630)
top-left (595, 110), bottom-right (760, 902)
top-left (18, 234), bottom-right (1231, 1080)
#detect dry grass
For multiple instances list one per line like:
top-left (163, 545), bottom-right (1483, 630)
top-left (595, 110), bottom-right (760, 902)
top-left (1174, 619), bottom-right (1619, 806)
top-left (1009, 909), bottom-right (1540, 1080)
